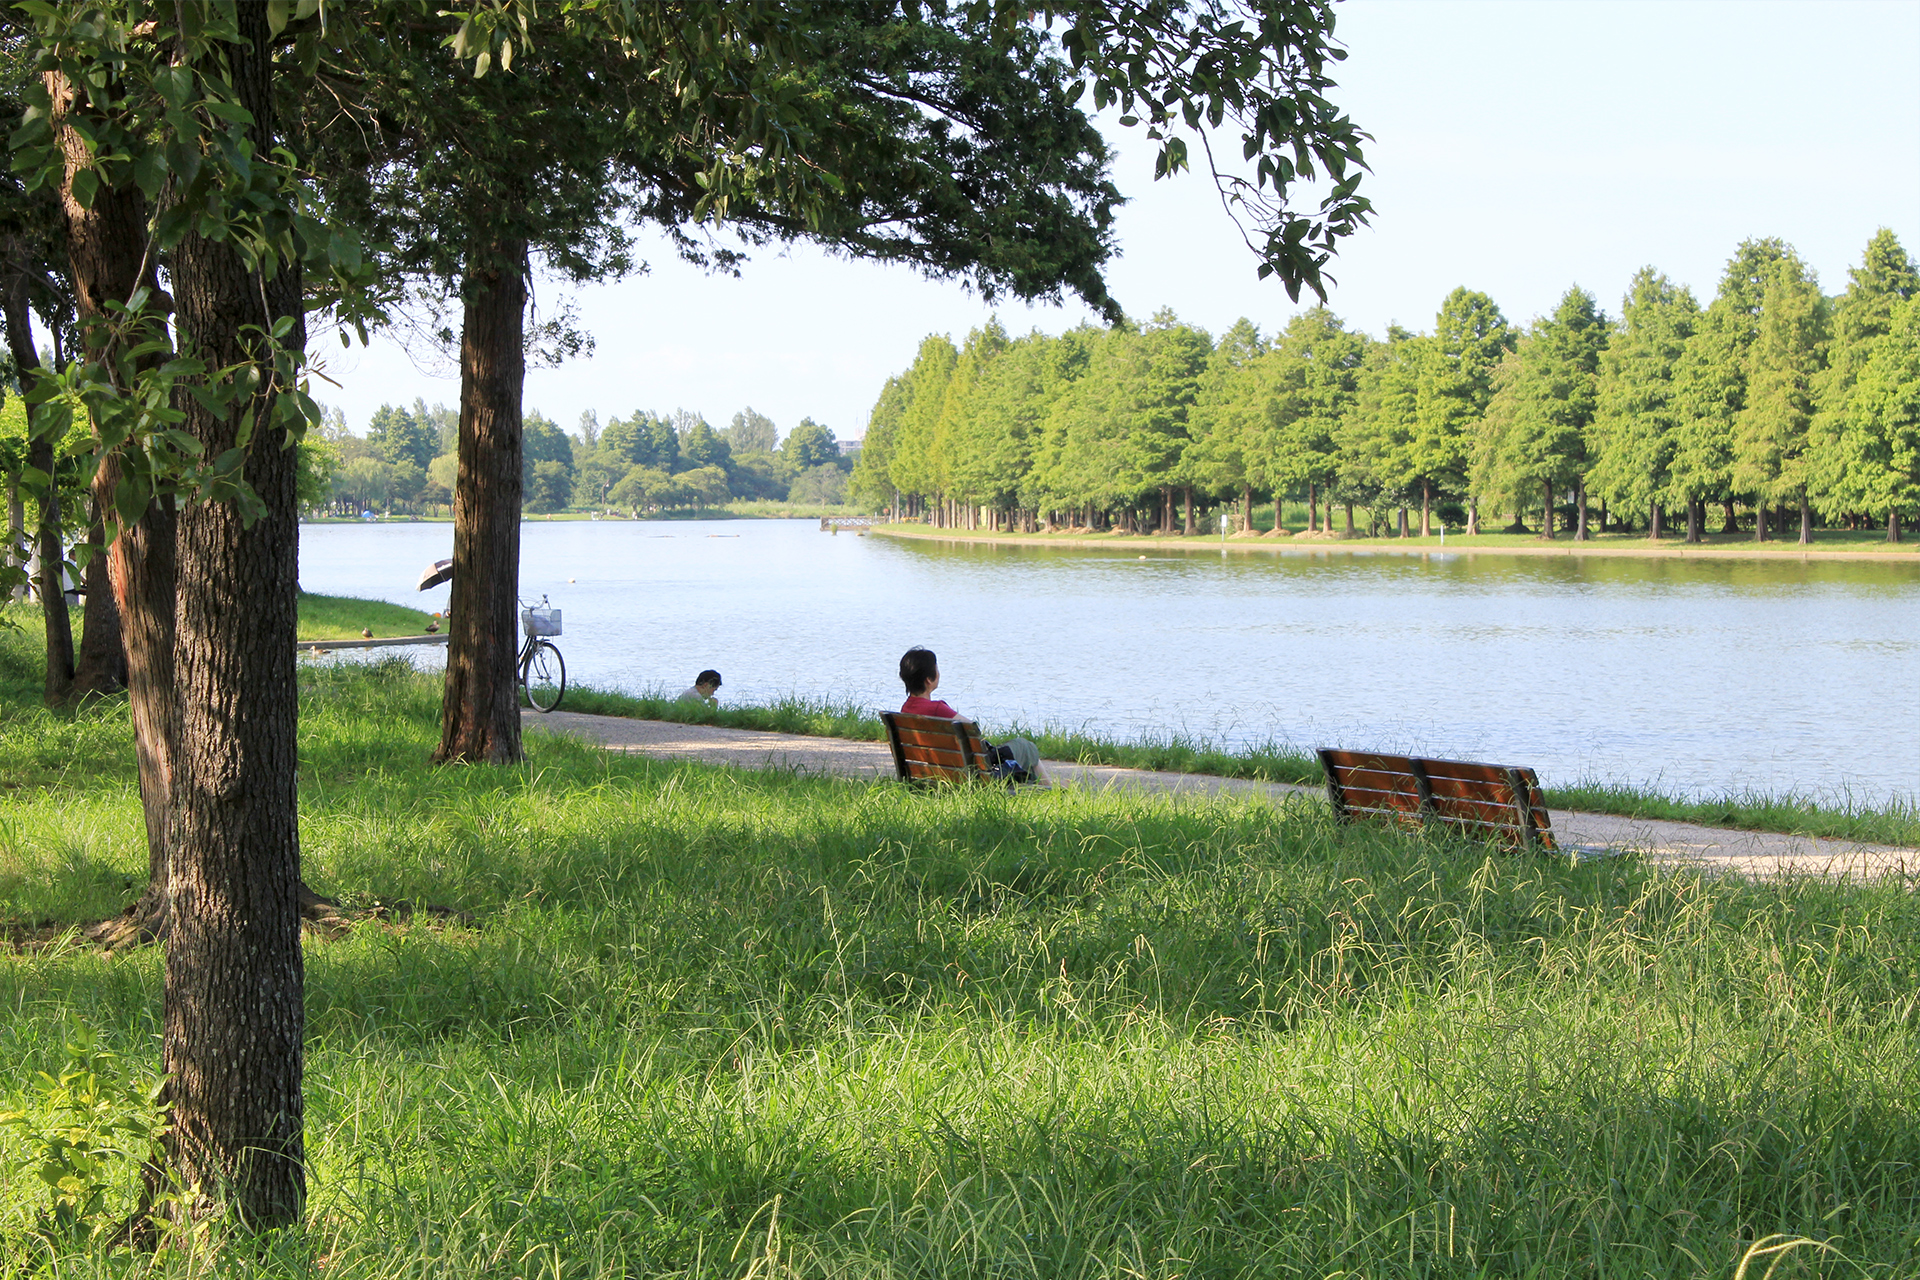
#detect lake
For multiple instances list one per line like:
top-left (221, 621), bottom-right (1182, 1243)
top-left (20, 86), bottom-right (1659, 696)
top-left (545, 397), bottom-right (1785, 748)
top-left (299, 519), bottom-right (1920, 804)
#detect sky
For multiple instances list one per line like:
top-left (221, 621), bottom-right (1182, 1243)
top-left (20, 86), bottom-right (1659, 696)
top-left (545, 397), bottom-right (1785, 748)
top-left (312, 0), bottom-right (1920, 446)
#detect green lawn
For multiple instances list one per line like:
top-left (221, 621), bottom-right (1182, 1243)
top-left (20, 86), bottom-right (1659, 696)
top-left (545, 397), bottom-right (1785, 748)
top-left (297, 591), bottom-right (441, 641)
top-left (3, 625), bottom-right (1919, 1275)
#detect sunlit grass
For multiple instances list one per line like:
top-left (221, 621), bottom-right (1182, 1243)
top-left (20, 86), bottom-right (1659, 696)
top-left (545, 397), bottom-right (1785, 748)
top-left (5, 652), bottom-right (1920, 1274)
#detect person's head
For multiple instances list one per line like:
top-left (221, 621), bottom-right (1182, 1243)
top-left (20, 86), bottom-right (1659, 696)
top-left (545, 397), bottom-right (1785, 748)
top-left (899, 646), bottom-right (938, 696)
top-left (695, 669), bottom-right (722, 696)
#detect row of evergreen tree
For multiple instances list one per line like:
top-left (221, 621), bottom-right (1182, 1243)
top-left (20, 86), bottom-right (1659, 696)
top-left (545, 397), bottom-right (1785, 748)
top-left (851, 231), bottom-right (1920, 541)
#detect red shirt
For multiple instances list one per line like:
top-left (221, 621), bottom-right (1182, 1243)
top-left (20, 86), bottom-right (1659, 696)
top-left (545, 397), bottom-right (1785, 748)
top-left (901, 695), bottom-right (958, 719)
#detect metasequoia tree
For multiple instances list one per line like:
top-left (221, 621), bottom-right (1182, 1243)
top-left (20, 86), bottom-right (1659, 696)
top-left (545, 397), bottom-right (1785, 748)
top-left (1589, 268), bottom-right (1699, 539)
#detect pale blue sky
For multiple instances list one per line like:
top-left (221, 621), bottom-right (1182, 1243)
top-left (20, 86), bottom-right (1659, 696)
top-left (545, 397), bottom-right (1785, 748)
top-left (315, 0), bottom-right (1920, 444)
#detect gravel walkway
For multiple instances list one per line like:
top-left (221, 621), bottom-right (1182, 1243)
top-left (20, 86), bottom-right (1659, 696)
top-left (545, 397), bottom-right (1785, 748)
top-left (525, 709), bottom-right (1918, 882)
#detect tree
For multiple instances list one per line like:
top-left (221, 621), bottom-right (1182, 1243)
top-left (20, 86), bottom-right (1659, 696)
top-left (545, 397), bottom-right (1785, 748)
top-left (1730, 251), bottom-right (1827, 541)
top-left (1824, 292), bottom-right (1920, 540)
top-left (1265, 307), bottom-right (1368, 533)
top-left (1474, 287), bottom-right (1609, 539)
top-left (1417, 288), bottom-right (1514, 535)
top-left (1670, 239), bottom-right (1795, 541)
top-left (366, 402), bottom-right (436, 471)
top-left (1809, 230), bottom-right (1918, 526)
top-left (782, 417), bottom-right (838, 472)
top-left (678, 418), bottom-right (732, 473)
top-left (850, 376), bottom-right (907, 513)
top-left (1589, 268), bottom-right (1699, 538)
top-left (726, 406), bottom-right (777, 454)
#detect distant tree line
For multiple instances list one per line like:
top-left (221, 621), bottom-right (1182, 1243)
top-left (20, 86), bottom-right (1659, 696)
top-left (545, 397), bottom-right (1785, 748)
top-left (306, 401), bottom-right (853, 516)
top-left (854, 232), bottom-right (1920, 542)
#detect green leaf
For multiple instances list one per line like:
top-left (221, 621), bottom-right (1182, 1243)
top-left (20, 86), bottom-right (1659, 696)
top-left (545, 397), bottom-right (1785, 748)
top-left (69, 166), bottom-right (99, 210)
top-left (265, 0), bottom-right (292, 37)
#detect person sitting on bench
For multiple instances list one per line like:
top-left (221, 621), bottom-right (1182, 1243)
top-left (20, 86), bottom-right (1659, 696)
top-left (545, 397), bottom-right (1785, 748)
top-left (898, 646), bottom-right (1044, 783)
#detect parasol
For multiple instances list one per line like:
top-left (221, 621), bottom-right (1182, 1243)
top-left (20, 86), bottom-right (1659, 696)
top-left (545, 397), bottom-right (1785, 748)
top-left (416, 558), bottom-right (454, 591)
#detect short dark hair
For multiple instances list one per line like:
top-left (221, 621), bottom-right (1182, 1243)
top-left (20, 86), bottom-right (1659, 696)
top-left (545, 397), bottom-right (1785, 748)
top-left (696, 669), bottom-right (722, 688)
top-left (899, 646), bottom-right (937, 695)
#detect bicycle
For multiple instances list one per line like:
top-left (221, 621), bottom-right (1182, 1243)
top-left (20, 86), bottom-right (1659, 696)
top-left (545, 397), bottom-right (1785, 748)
top-left (518, 595), bottom-right (566, 712)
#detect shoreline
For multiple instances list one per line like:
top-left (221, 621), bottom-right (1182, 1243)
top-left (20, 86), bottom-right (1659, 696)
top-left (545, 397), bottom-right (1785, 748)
top-left (867, 522), bottom-right (1920, 563)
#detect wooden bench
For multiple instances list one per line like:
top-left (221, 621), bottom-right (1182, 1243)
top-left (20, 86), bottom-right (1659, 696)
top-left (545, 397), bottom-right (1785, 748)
top-left (1317, 748), bottom-right (1557, 851)
top-left (880, 711), bottom-right (1003, 787)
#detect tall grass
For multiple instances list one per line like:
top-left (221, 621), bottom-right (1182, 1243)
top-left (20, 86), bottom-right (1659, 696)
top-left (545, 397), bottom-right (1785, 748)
top-left (4, 654), bottom-right (1920, 1274)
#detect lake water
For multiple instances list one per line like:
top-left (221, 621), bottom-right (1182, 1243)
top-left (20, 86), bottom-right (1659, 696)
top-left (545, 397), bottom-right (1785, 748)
top-left (298, 519), bottom-right (1920, 804)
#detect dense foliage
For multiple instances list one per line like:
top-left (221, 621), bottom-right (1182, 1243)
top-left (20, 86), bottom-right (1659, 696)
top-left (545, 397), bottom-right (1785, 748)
top-left (857, 232), bottom-right (1920, 542)
top-left (304, 402), bottom-right (855, 516)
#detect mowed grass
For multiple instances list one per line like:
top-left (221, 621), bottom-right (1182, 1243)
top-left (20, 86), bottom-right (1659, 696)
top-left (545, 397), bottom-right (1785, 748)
top-left (3, 623), bottom-right (1920, 1275)
top-left (298, 591), bottom-right (442, 641)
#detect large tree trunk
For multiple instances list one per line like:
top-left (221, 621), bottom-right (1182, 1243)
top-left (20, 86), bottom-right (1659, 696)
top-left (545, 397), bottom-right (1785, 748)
top-left (50, 68), bottom-right (181, 947)
top-left (1465, 498), bottom-right (1478, 537)
top-left (161, 11), bottom-right (306, 1227)
top-left (1540, 480), bottom-right (1555, 540)
top-left (1649, 496), bottom-right (1662, 540)
top-left (1182, 485), bottom-right (1194, 536)
top-left (1721, 497), bottom-right (1738, 535)
top-left (437, 238), bottom-right (528, 765)
top-left (1890, 509), bottom-right (1903, 544)
top-left (1755, 499), bottom-right (1769, 542)
top-left (1420, 478), bottom-right (1431, 537)
top-left (1686, 499), bottom-right (1702, 544)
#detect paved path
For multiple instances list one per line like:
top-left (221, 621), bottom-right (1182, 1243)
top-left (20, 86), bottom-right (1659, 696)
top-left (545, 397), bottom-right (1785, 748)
top-left (525, 710), bottom-right (1919, 882)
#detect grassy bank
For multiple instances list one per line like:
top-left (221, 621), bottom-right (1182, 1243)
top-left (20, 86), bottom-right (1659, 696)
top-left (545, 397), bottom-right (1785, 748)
top-left (8, 643), bottom-right (1920, 1274)
top-left (874, 521), bottom-right (1920, 560)
top-left (297, 591), bottom-right (441, 640)
top-left (563, 685), bottom-right (1920, 847)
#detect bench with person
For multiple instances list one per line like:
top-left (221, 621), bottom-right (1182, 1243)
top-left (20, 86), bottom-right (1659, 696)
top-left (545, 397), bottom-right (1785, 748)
top-left (880, 711), bottom-right (1006, 787)
top-left (1317, 748), bottom-right (1557, 851)
top-left (881, 646), bottom-right (1043, 788)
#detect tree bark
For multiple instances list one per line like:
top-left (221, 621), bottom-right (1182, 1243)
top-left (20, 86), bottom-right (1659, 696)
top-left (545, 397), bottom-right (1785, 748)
top-left (1344, 501), bottom-right (1355, 536)
top-left (72, 498), bottom-right (128, 694)
top-left (1420, 478), bottom-right (1431, 537)
top-left (1721, 497), bottom-right (1738, 535)
top-left (1890, 509), bottom-right (1903, 544)
top-left (1648, 496), bottom-right (1662, 541)
top-left (50, 66), bottom-right (181, 943)
top-left (1755, 500), bottom-right (1769, 542)
top-left (1465, 498), bottom-right (1478, 537)
top-left (1182, 485), bottom-right (1194, 536)
top-left (160, 10), bottom-right (307, 1227)
top-left (1573, 477), bottom-right (1589, 541)
top-left (436, 238), bottom-right (528, 765)
top-left (1540, 480), bottom-right (1555, 540)
top-left (1685, 499), bottom-right (1702, 544)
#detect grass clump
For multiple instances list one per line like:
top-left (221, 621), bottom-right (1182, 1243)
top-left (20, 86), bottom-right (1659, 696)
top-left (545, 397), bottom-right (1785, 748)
top-left (5, 656), bottom-right (1920, 1274)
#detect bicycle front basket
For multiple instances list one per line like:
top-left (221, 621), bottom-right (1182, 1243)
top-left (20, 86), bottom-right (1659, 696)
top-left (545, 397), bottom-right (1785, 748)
top-left (521, 605), bottom-right (562, 637)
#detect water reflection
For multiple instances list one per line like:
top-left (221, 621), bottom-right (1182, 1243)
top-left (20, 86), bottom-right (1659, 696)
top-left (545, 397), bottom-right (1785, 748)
top-left (298, 520), bottom-right (1920, 803)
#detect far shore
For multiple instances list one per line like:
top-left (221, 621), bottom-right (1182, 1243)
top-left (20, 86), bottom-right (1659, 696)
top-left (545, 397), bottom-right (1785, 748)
top-left (869, 522), bottom-right (1920, 563)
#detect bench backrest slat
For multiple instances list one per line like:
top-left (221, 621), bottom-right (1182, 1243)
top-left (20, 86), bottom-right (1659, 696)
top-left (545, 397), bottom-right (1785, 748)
top-left (1318, 747), bottom-right (1556, 851)
top-left (881, 712), bottom-right (997, 786)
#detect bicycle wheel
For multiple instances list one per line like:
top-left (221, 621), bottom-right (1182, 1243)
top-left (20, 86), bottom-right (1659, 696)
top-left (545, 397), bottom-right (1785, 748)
top-left (521, 639), bottom-right (566, 712)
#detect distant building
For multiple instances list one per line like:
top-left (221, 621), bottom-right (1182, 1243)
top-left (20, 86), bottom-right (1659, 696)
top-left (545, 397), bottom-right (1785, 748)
top-left (837, 439), bottom-right (863, 457)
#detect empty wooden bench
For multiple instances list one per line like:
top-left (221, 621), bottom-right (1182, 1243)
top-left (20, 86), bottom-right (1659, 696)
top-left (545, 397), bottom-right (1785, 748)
top-left (880, 711), bottom-right (1004, 787)
top-left (1317, 748), bottom-right (1558, 851)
